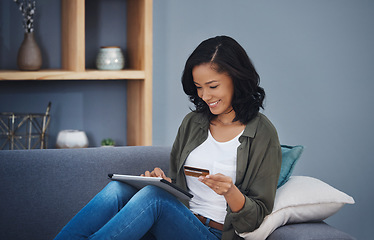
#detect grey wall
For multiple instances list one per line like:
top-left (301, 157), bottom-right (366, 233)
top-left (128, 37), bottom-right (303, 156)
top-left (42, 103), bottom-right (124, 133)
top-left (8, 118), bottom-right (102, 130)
top-left (153, 1), bottom-right (374, 239)
top-left (1, 0), bottom-right (373, 239)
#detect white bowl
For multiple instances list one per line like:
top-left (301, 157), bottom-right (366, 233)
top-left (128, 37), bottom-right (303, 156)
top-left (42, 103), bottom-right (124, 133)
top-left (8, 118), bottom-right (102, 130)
top-left (56, 130), bottom-right (89, 148)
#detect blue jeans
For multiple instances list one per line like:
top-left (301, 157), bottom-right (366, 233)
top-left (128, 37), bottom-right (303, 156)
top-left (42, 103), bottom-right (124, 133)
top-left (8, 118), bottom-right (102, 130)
top-left (54, 181), bottom-right (222, 240)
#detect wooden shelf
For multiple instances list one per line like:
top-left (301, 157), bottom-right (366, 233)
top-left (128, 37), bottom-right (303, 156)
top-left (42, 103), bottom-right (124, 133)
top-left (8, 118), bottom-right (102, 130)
top-left (0, 0), bottom-right (153, 146)
top-left (0, 70), bottom-right (145, 80)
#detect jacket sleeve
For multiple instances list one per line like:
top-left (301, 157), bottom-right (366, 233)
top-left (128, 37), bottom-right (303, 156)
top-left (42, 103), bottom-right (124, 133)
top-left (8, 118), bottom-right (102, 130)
top-left (169, 125), bottom-right (182, 183)
top-left (224, 136), bottom-right (282, 234)
top-left (168, 113), bottom-right (190, 183)
top-left (168, 112), bottom-right (200, 184)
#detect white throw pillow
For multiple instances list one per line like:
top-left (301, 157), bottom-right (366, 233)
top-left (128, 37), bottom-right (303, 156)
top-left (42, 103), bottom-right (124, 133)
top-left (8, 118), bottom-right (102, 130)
top-left (238, 176), bottom-right (355, 240)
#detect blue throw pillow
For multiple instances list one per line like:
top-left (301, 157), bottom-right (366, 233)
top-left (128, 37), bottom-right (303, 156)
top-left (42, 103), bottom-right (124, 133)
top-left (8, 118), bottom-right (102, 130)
top-left (277, 145), bottom-right (304, 188)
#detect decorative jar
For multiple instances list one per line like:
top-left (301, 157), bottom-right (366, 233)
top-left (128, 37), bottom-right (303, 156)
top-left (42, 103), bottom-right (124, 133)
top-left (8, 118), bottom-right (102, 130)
top-left (96, 46), bottom-right (125, 70)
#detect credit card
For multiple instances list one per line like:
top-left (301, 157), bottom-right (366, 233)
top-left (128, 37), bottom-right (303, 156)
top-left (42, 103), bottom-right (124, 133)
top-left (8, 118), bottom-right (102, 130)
top-left (184, 166), bottom-right (209, 178)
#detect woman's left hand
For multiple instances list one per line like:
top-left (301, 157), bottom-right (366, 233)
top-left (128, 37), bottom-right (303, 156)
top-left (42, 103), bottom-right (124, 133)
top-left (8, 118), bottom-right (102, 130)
top-left (198, 173), bottom-right (234, 196)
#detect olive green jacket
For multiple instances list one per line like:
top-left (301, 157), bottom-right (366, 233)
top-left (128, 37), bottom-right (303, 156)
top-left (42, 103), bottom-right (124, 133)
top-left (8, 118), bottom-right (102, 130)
top-left (169, 112), bottom-right (282, 240)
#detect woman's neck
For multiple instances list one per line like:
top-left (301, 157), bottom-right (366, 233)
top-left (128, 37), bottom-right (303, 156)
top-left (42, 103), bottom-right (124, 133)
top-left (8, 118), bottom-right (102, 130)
top-left (209, 114), bottom-right (245, 142)
top-left (214, 109), bottom-right (238, 126)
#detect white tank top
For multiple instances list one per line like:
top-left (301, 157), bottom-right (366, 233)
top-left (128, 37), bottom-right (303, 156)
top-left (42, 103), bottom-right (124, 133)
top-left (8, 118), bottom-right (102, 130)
top-left (185, 129), bottom-right (243, 224)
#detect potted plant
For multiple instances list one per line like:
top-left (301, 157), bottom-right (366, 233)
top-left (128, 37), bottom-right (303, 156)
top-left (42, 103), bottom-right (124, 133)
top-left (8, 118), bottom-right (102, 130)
top-left (101, 138), bottom-right (115, 147)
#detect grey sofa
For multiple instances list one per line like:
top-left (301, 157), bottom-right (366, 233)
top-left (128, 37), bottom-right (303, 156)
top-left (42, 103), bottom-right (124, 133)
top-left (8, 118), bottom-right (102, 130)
top-left (0, 146), bottom-right (355, 240)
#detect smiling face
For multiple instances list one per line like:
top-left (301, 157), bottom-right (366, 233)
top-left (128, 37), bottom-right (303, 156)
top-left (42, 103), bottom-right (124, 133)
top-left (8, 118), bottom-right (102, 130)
top-left (192, 63), bottom-right (235, 118)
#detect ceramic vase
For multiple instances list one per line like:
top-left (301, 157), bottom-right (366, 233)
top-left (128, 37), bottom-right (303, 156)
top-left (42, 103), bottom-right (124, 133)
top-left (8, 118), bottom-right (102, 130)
top-left (17, 32), bottom-right (42, 71)
top-left (96, 46), bottom-right (125, 70)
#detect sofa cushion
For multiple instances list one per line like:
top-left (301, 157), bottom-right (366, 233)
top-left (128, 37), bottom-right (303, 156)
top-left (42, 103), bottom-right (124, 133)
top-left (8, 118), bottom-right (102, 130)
top-left (0, 146), bottom-right (171, 240)
top-left (278, 145), bottom-right (304, 188)
top-left (238, 176), bottom-right (355, 240)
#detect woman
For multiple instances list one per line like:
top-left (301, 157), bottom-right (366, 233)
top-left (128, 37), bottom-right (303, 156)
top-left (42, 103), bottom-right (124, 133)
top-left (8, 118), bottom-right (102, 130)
top-left (54, 36), bottom-right (281, 240)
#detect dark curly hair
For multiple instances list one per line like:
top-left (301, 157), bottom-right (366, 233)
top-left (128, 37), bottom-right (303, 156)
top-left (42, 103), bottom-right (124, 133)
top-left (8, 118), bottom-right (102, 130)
top-left (181, 36), bottom-right (265, 124)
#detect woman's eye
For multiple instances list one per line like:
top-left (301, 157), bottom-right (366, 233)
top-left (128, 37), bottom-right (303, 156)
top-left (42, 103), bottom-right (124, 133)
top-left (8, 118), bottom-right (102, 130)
top-left (210, 85), bottom-right (218, 89)
top-left (195, 86), bottom-right (202, 89)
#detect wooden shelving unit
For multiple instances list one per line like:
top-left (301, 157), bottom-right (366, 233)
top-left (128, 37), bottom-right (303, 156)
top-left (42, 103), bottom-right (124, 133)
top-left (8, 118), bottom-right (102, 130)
top-left (0, 0), bottom-right (153, 146)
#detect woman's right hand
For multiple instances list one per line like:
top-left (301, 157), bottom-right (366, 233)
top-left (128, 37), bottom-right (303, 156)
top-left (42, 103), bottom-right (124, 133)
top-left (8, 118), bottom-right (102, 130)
top-left (141, 167), bottom-right (172, 183)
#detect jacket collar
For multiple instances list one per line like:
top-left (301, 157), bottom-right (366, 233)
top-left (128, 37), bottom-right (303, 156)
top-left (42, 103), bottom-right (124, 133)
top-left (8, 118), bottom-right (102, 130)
top-left (241, 113), bottom-right (261, 139)
top-left (193, 113), bottom-right (210, 131)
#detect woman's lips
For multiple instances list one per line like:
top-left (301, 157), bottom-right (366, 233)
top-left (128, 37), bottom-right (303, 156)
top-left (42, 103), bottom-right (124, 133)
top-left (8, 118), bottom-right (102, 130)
top-left (208, 100), bottom-right (220, 108)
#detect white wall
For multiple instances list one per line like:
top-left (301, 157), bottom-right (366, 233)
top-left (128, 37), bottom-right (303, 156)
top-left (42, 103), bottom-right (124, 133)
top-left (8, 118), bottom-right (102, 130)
top-left (153, 1), bottom-right (374, 239)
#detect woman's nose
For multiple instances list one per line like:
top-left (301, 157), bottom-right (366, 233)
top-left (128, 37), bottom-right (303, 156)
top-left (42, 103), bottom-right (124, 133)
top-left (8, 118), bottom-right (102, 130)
top-left (200, 89), bottom-right (211, 102)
